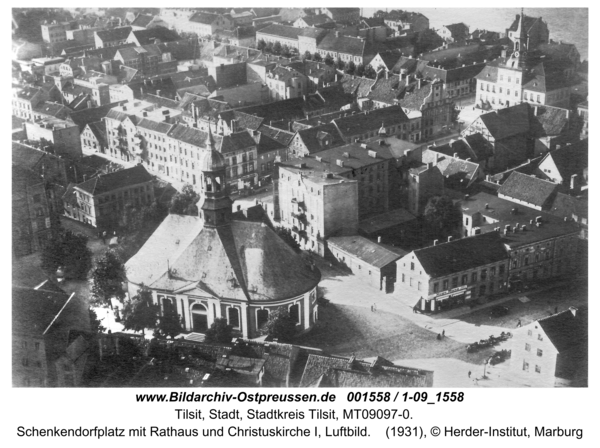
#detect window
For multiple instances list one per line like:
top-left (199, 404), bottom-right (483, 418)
top-left (256, 309), bottom-right (269, 330)
top-left (227, 307), bottom-right (240, 329)
top-left (471, 272), bottom-right (477, 283)
top-left (479, 284), bottom-right (486, 296)
top-left (481, 269), bottom-right (487, 280)
top-left (523, 361), bottom-right (529, 371)
top-left (537, 349), bottom-right (543, 357)
top-left (537, 334), bottom-right (543, 341)
top-left (442, 279), bottom-right (449, 290)
top-left (461, 274), bottom-right (468, 285)
top-left (34, 342), bottom-right (40, 351)
top-left (499, 264), bottom-right (505, 276)
top-left (418, 281), bottom-right (421, 291)
top-left (410, 262), bottom-right (414, 271)
top-left (528, 330), bottom-right (533, 336)
top-left (402, 274), bottom-right (405, 283)
top-left (289, 303), bottom-right (300, 324)
top-left (433, 282), bottom-right (439, 293)
top-left (535, 365), bottom-right (541, 373)
top-left (525, 343), bottom-right (531, 351)
top-left (452, 277), bottom-right (458, 288)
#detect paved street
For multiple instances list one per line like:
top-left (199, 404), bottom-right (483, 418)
top-left (302, 253), bottom-right (587, 386)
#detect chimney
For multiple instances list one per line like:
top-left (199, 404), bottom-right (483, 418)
top-left (156, 89), bottom-right (161, 97)
top-left (447, 236), bottom-right (453, 242)
top-left (417, 77), bottom-right (422, 89)
top-left (570, 174), bottom-right (579, 191)
top-left (335, 31), bottom-right (340, 37)
top-left (433, 239), bottom-right (438, 246)
top-left (534, 105), bottom-right (538, 116)
top-left (453, 152), bottom-right (458, 158)
top-left (377, 236), bottom-right (382, 243)
top-left (569, 306), bottom-right (578, 317)
top-left (87, 100), bottom-right (92, 109)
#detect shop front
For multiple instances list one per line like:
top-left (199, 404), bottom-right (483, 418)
top-left (422, 285), bottom-right (472, 313)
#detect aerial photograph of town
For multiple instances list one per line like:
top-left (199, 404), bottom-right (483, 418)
top-left (12, 6), bottom-right (588, 388)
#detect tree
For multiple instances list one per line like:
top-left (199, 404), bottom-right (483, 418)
top-left (158, 306), bottom-right (182, 338)
top-left (345, 60), bottom-right (356, 75)
top-left (413, 29), bottom-right (444, 55)
top-left (313, 52), bottom-right (322, 62)
top-left (261, 309), bottom-right (296, 342)
top-left (41, 229), bottom-right (92, 280)
top-left (324, 54), bottom-right (334, 66)
top-left (169, 184), bottom-right (200, 216)
top-left (335, 57), bottom-right (345, 70)
top-left (205, 318), bottom-right (233, 344)
top-left (364, 64), bottom-right (377, 79)
top-left (265, 41), bottom-right (274, 54)
top-left (303, 50), bottom-right (312, 61)
top-left (272, 41), bottom-right (282, 55)
top-left (355, 63), bottom-right (365, 77)
top-left (281, 44), bottom-right (292, 58)
top-left (90, 250), bottom-right (126, 308)
top-left (275, 227), bottom-right (301, 252)
top-left (256, 38), bottom-right (266, 51)
top-left (423, 195), bottom-right (462, 238)
top-left (122, 285), bottom-right (160, 336)
top-left (89, 308), bottom-right (106, 334)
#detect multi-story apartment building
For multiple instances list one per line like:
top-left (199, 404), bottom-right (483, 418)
top-left (275, 164), bottom-right (358, 254)
top-left (266, 66), bottom-right (308, 101)
top-left (114, 44), bottom-right (163, 76)
top-left (396, 232), bottom-right (509, 312)
top-left (63, 165), bottom-right (154, 228)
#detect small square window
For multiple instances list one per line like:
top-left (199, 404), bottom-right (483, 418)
top-left (537, 349), bottom-right (543, 357)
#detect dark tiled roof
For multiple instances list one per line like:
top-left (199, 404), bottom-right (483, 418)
top-left (12, 286), bottom-right (71, 337)
top-left (414, 232), bottom-right (508, 278)
top-left (538, 43), bottom-right (578, 62)
top-left (87, 121), bottom-right (107, 148)
top-left (95, 26), bottom-right (132, 43)
top-left (328, 235), bottom-right (403, 268)
top-left (372, 51), bottom-right (404, 70)
top-left (219, 131), bottom-right (256, 154)
top-left (256, 132), bottom-right (286, 156)
top-left (540, 140), bottom-right (588, 181)
top-left (398, 81), bottom-right (432, 111)
top-left (477, 103), bottom-right (531, 139)
top-left (257, 23), bottom-right (303, 40)
top-left (463, 133), bottom-right (494, 160)
top-left (296, 123), bottom-right (345, 154)
top-left (537, 308), bottom-right (586, 353)
top-left (65, 100), bottom-right (116, 130)
top-left (136, 118), bottom-right (173, 134)
top-left (497, 171), bottom-right (558, 208)
top-left (142, 93), bottom-right (182, 110)
top-left (340, 74), bottom-right (375, 97)
top-left (300, 354), bottom-right (433, 387)
top-left (257, 125), bottom-right (295, 146)
top-left (130, 14), bottom-right (154, 28)
top-left (167, 124), bottom-right (207, 147)
top-left (76, 165), bottom-right (153, 195)
top-left (317, 32), bottom-right (366, 56)
top-left (508, 14), bottom-right (543, 33)
top-left (131, 27), bottom-right (180, 45)
top-left (300, 14), bottom-right (332, 27)
top-left (443, 23), bottom-right (469, 38)
top-left (549, 192), bottom-right (587, 221)
top-left (32, 101), bottom-right (71, 120)
top-left (233, 111), bottom-right (264, 131)
top-left (126, 216), bottom-right (321, 301)
top-left (367, 75), bottom-right (406, 105)
top-left (333, 105), bottom-right (410, 137)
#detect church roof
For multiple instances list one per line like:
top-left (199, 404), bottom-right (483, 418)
top-left (126, 216), bottom-right (320, 302)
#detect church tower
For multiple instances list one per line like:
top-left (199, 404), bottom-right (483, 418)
top-left (198, 127), bottom-right (232, 227)
top-left (513, 9), bottom-right (528, 58)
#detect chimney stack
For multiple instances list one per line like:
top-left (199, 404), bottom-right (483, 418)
top-left (377, 236), bottom-right (382, 243)
top-left (569, 306), bottom-right (578, 317)
top-left (433, 239), bottom-right (438, 246)
top-left (447, 236), bottom-right (453, 242)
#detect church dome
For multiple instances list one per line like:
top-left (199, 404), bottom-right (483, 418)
top-left (199, 149), bottom-right (227, 172)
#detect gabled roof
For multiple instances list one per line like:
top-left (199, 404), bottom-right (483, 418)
top-left (508, 14), bottom-right (544, 33)
top-left (233, 111), bottom-right (263, 131)
top-left (300, 14), bottom-right (332, 27)
top-left (537, 308), bottom-right (586, 353)
top-left (317, 32), bottom-right (366, 57)
top-left (86, 121), bottom-right (107, 148)
top-left (539, 140), bottom-right (588, 181)
top-left (130, 27), bottom-right (180, 45)
top-left (340, 74), bottom-right (375, 98)
top-left (256, 132), bottom-right (286, 156)
top-left (372, 51), bottom-right (404, 70)
top-left (333, 105), bottom-right (410, 137)
top-left (12, 286), bottom-right (71, 337)
top-left (130, 14), bottom-right (154, 28)
top-left (295, 123), bottom-right (344, 154)
top-left (497, 171), bottom-right (558, 208)
top-left (257, 23), bottom-right (303, 40)
top-left (477, 103), bottom-right (531, 139)
top-left (32, 101), bottom-right (71, 120)
top-left (328, 236), bottom-right (404, 268)
top-left (257, 124), bottom-right (295, 146)
top-left (75, 165), bottom-right (153, 196)
top-left (443, 22), bottom-right (469, 38)
top-left (367, 74), bottom-right (406, 105)
top-left (530, 105), bottom-right (570, 137)
top-left (398, 81), bottom-right (433, 111)
top-left (413, 231), bottom-right (508, 278)
top-left (549, 192), bottom-right (587, 221)
top-left (95, 26), bottom-right (132, 43)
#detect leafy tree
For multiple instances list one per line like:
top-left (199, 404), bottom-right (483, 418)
top-left (205, 318), bottom-right (234, 344)
top-left (275, 227), bottom-right (301, 251)
top-left (373, 10), bottom-right (387, 19)
top-left (335, 57), bottom-right (345, 70)
top-left (121, 285), bottom-right (160, 336)
top-left (364, 64), bottom-right (377, 79)
top-left (272, 41), bottom-right (282, 55)
top-left (324, 54), bottom-right (334, 66)
top-left (265, 41), bottom-right (274, 54)
top-left (169, 184), bottom-right (200, 216)
top-left (90, 250), bottom-right (126, 308)
top-left (303, 50), bottom-right (312, 61)
top-left (256, 39), bottom-right (267, 51)
top-left (158, 306), bottom-right (183, 338)
top-left (89, 307), bottom-right (106, 334)
top-left (423, 195), bottom-right (462, 238)
top-left (41, 229), bottom-right (92, 280)
top-left (313, 52), bottom-right (322, 62)
top-left (412, 29), bottom-right (444, 55)
top-left (355, 63), bottom-right (365, 77)
top-left (261, 309), bottom-right (296, 342)
top-left (345, 60), bottom-right (356, 74)
top-left (281, 44), bottom-right (292, 58)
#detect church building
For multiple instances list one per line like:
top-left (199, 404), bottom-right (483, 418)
top-left (125, 129), bottom-right (321, 339)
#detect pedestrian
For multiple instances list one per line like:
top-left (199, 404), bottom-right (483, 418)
top-left (516, 319), bottom-right (521, 328)
top-left (436, 333), bottom-right (441, 341)
top-left (442, 329), bottom-right (445, 338)
top-left (468, 370), bottom-right (471, 378)
top-left (102, 231), bottom-right (106, 244)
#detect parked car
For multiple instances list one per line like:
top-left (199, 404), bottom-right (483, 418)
top-left (489, 305), bottom-right (510, 318)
